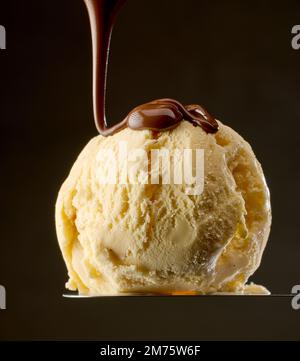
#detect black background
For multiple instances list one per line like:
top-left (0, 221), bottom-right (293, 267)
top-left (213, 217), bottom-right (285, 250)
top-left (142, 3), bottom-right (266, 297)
top-left (0, 0), bottom-right (300, 340)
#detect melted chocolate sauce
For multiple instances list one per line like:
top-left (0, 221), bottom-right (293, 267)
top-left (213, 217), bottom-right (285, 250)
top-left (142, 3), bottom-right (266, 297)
top-left (83, 0), bottom-right (219, 136)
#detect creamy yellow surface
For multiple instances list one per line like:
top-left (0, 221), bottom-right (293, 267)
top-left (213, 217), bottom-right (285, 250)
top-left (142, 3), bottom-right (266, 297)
top-left (55, 121), bottom-right (271, 295)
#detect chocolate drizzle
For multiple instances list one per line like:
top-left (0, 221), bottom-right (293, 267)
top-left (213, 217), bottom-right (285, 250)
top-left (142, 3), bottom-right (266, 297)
top-left (126, 99), bottom-right (218, 133)
top-left (83, 0), bottom-right (219, 136)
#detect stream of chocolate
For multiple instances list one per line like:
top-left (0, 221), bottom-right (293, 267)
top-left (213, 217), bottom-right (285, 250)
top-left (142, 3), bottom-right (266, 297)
top-left (83, 0), bottom-right (219, 136)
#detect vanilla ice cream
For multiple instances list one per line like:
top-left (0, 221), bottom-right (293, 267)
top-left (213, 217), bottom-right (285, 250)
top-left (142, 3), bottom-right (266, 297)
top-left (55, 120), bottom-right (271, 295)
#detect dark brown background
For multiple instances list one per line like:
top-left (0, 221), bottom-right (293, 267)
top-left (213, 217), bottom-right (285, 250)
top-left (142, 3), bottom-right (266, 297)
top-left (0, 0), bottom-right (300, 340)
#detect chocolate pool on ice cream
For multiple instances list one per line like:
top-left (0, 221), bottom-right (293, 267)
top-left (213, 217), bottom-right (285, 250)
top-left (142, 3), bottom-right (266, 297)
top-left (55, 0), bottom-right (271, 295)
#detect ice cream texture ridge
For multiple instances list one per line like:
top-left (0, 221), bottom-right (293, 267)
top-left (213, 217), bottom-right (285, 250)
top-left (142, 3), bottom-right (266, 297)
top-left (55, 119), bottom-right (271, 295)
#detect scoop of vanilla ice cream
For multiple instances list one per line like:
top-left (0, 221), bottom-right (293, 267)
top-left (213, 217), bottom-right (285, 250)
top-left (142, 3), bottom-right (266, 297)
top-left (55, 120), bottom-right (271, 295)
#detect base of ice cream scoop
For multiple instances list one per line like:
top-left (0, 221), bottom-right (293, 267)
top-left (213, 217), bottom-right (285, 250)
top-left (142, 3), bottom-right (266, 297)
top-left (63, 286), bottom-right (270, 297)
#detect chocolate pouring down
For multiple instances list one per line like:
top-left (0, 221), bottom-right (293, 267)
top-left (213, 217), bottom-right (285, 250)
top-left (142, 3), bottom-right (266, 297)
top-left (83, 0), bottom-right (219, 136)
